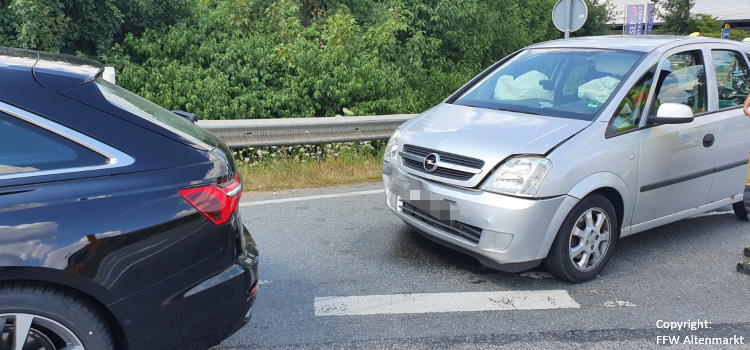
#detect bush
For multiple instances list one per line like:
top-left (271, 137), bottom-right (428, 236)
top-left (2, 0), bottom-right (617, 119)
top-left (232, 141), bottom-right (385, 165)
top-left (111, 0), bottom-right (605, 118)
top-left (115, 1), bottom-right (413, 118)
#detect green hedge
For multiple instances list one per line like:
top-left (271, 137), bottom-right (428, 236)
top-left (1, 0), bottom-right (615, 119)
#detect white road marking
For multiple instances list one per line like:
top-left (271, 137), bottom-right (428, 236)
top-left (240, 189), bottom-right (384, 207)
top-left (604, 300), bottom-right (637, 308)
top-left (314, 290), bottom-right (580, 316)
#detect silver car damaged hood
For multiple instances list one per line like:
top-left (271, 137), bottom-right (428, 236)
top-left (399, 103), bottom-right (592, 187)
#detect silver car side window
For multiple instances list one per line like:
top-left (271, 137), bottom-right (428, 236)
top-left (711, 50), bottom-right (750, 109)
top-left (607, 66), bottom-right (656, 137)
top-left (649, 50), bottom-right (708, 117)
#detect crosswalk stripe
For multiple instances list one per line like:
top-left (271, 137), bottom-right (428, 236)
top-left (314, 290), bottom-right (580, 316)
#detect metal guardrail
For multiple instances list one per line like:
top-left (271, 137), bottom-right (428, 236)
top-left (197, 114), bottom-right (415, 148)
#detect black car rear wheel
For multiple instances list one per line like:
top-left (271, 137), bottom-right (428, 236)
top-left (0, 283), bottom-right (113, 350)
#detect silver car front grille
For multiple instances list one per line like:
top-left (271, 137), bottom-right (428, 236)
top-left (400, 144), bottom-right (484, 181)
top-left (401, 201), bottom-right (482, 244)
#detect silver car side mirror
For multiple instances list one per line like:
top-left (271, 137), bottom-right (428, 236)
top-left (650, 103), bottom-right (694, 124)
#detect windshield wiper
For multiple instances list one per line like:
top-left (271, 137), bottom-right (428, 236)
top-left (456, 102), bottom-right (548, 117)
top-left (489, 107), bottom-right (546, 117)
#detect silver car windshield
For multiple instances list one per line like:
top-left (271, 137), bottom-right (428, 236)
top-left (454, 49), bottom-right (643, 121)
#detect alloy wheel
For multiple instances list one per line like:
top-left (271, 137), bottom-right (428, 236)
top-left (0, 313), bottom-right (84, 350)
top-left (568, 207), bottom-right (612, 272)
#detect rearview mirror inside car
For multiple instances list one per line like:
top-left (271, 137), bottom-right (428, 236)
top-left (172, 110), bottom-right (200, 123)
top-left (649, 103), bottom-right (694, 124)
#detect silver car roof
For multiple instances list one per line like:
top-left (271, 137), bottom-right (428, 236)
top-left (529, 35), bottom-right (742, 52)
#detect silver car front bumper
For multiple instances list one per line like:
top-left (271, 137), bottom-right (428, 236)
top-left (383, 161), bottom-right (579, 272)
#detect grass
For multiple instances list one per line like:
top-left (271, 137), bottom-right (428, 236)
top-left (238, 156), bottom-right (383, 192)
top-left (233, 142), bottom-right (385, 192)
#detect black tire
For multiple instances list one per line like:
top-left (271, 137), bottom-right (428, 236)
top-left (543, 194), bottom-right (620, 283)
top-left (732, 186), bottom-right (750, 221)
top-left (0, 282), bottom-right (114, 350)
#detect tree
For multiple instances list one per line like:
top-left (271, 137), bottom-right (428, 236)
top-left (0, 0), bottom-right (17, 46)
top-left (9, 0), bottom-right (71, 52)
top-left (576, 0), bottom-right (616, 37)
top-left (2, 0), bottom-right (194, 55)
top-left (693, 13), bottom-right (750, 40)
top-left (116, 0), bottom-right (194, 38)
top-left (654, 0), bottom-right (695, 34)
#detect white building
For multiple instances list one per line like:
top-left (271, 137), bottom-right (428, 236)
top-left (607, 0), bottom-right (750, 30)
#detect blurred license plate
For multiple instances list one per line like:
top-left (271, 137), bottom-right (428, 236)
top-left (406, 190), bottom-right (458, 221)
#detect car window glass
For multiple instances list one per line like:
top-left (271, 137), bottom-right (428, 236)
top-left (712, 50), bottom-right (750, 109)
top-left (608, 67), bottom-right (655, 136)
top-left (649, 50), bottom-right (707, 117)
top-left (94, 78), bottom-right (216, 148)
top-left (0, 112), bottom-right (107, 175)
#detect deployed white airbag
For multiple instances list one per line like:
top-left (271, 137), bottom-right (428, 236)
top-left (494, 70), bottom-right (553, 101)
top-left (577, 76), bottom-right (621, 103)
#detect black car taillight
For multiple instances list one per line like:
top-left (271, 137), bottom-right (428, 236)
top-left (180, 173), bottom-right (242, 225)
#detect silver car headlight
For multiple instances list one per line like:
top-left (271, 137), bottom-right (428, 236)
top-left (384, 129), bottom-right (401, 163)
top-left (482, 156), bottom-right (552, 197)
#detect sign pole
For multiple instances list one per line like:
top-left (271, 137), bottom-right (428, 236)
top-left (643, 0), bottom-right (651, 35)
top-left (552, 0), bottom-right (587, 39)
top-left (564, 0), bottom-right (572, 39)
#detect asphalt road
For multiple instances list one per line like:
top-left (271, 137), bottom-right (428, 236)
top-left (214, 183), bottom-right (750, 349)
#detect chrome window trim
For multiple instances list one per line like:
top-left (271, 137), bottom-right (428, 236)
top-left (0, 101), bottom-right (134, 180)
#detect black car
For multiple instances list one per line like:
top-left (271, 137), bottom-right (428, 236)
top-left (0, 47), bottom-right (259, 350)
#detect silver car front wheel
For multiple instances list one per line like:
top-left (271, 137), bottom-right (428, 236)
top-left (544, 194), bottom-right (619, 283)
top-left (568, 208), bottom-right (611, 272)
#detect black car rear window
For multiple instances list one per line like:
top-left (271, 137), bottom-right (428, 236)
top-left (94, 78), bottom-right (216, 149)
top-left (0, 112), bottom-right (107, 175)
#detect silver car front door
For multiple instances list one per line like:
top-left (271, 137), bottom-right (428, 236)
top-left (633, 47), bottom-right (717, 225)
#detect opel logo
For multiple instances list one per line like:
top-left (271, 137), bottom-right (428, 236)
top-left (423, 153), bottom-right (440, 172)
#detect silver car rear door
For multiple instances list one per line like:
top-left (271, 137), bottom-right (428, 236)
top-left (704, 43), bottom-right (750, 203)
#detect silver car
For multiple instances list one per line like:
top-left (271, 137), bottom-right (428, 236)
top-left (383, 36), bottom-right (750, 282)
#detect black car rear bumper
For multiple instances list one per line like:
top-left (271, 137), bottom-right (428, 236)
top-left (108, 229), bottom-right (259, 350)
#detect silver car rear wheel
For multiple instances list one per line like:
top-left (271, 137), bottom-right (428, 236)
top-left (568, 208), bottom-right (612, 272)
top-left (732, 186), bottom-right (750, 221)
top-left (0, 313), bottom-right (84, 350)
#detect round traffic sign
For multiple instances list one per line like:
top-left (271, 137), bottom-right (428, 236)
top-left (552, 0), bottom-right (589, 33)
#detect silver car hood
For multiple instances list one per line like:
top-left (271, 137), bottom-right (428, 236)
top-left (399, 103), bottom-right (592, 188)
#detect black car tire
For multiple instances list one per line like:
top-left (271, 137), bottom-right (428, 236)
top-left (0, 283), bottom-right (114, 350)
top-left (544, 194), bottom-right (619, 283)
top-left (732, 186), bottom-right (750, 221)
